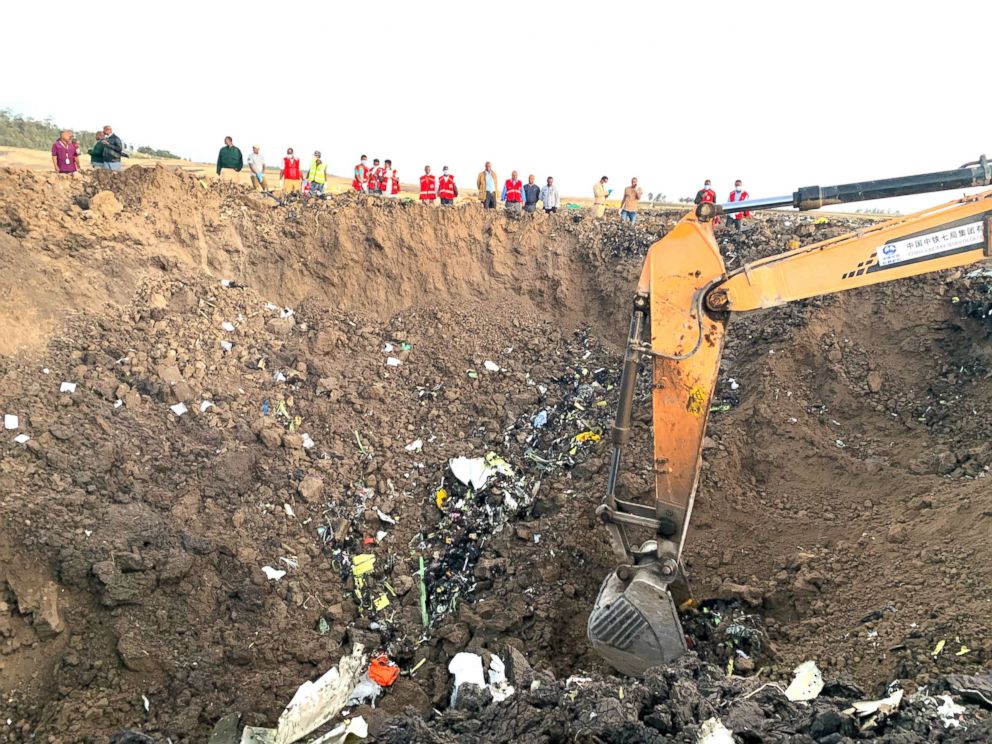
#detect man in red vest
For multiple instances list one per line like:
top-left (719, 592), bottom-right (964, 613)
top-left (694, 179), bottom-right (719, 225)
top-left (727, 179), bottom-right (750, 231)
top-left (368, 158), bottom-right (383, 194)
top-left (280, 148), bottom-right (302, 195)
top-left (503, 170), bottom-right (523, 216)
top-left (353, 155), bottom-right (369, 191)
top-left (419, 166), bottom-right (437, 204)
top-left (438, 166), bottom-right (457, 205)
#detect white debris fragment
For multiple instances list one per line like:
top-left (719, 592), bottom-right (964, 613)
top-left (386, 357), bottom-right (402, 367)
top-left (280, 307), bottom-right (294, 319)
top-left (309, 716), bottom-right (368, 744)
top-left (114, 399), bottom-right (124, 408)
top-left (937, 695), bottom-right (965, 728)
top-left (84, 530), bottom-right (93, 537)
top-left (221, 279), bottom-right (234, 287)
top-left (848, 688), bottom-right (903, 717)
top-left (265, 302), bottom-right (278, 311)
top-left (200, 400), bottom-right (214, 412)
top-left (375, 530), bottom-right (387, 541)
top-left (383, 343), bottom-right (394, 353)
top-left (835, 439), bottom-right (845, 448)
top-left (170, 403), bottom-right (188, 416)
top-left (3, 415), bottom-right (18, 430)
top-left (484, 360), bottom-right (500, 372)
top-left (60, 382), bottom-right (76, 393)
top-left (283, 503), bottom-right (296, 518)
top-left (42, 368), bottom-right (50, 374)
top-left (273, 371), bottom-right (286, 382)
top-left (301, 433), bottom-right (315, 449)
top-left (262, 566), bottom-right (287, 581)
top-left (375, 508), bottom-right (397, 525)
top-left (405, 439), bottom-right (423, 452)
top-left (487, 654), bottom-right (515, 703)
top-left (220, 340), bottom-right (234, 352)
top-left (221, 321), bottom-right (236, 332)
top-left (785, 660), bottom-right (824, 702)
top-left (14, 434), bottom-right (30, 445)
top-left (448, 652), bottom-right (486, 707)
top-left (142, 695), bottom-right (150, 712)
top-left (279, 556), bottom-right (299, 569)
top-left (698, 718), bottom-right (735, 744)
top-left (449, 456), bottom-right (493, 490)
top-left (728, 378), bottom-right (740, 390)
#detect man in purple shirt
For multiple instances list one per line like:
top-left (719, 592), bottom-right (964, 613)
top-left (51, 130), bottom-right (79, 175)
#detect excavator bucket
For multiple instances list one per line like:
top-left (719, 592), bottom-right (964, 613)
top-left (588, 566), bottom-right (686, 677)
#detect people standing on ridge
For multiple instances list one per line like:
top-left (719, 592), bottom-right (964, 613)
top-left (541, 176), bottom-right (560, 214)
top-left (101, 125), bottom-right (126, 172)
top-left (280, 148), bottom-right (301, 195)
top-left (369, 158), bottom-right (383, 195)
top-left (620, 177), bottom-right (643, 225)
top-left (88, 132), bottom-right (105, 169)
top-left (51, 130), bottom-right (79, 175)
top-left (384, 160), bottom-right (399, 197)
top-left (307, 151), bottom-right (327, 195)
top-left (593, 176), bottom-right (610, 218)
top-left (248, 145), bottom-right (267, 191)
top-left (523, 175), bottom-right (541, 213)
top-left (503, 170), bottom-right (523, 216)
top-left (438, 166), bottom-right (457, 205)
top-left (477, 162), bottom-right (498, 210)
top-left (353, 155), bottom-right (369, 191)
top-left (419, 166), bottom-right (437, 204)
top-left (727, 179), bottom-right (750, 231)
top-left (216, 136), bottom-right (243, 181)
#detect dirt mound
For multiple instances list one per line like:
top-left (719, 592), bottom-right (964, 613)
top-left (0, 166), bottom-right (989, 742)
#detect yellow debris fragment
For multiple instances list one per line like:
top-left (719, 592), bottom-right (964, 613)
top-left (373, 594), bottom-right (390, 611)
top-left (931, 639), bottom-right (946, 657)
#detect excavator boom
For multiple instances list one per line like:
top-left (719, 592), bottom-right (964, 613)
top-left (588, 156), bottom-right (992, 677)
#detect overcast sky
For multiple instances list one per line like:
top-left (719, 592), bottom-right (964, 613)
top-left (4, 1), bottom-right (991, 210)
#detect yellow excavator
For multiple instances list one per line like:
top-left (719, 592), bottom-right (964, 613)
top-left (588, 156), bottom-right (992, 676)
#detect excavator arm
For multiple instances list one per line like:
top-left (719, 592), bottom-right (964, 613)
top-left (588, 157), bottom-right (992, 676)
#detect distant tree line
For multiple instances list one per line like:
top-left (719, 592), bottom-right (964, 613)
top-left (0, 110), bottom-right (182, 159)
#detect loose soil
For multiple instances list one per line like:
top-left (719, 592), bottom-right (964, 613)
top-left (0, 165), bottom-right (989, 742)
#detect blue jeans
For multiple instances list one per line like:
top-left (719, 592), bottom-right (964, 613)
top-left (105, 161), bottom-right (122, 172)
top-left (621, 210), bottom-right (637, 224)
top-left (309, 182), bottom-right (325, 194)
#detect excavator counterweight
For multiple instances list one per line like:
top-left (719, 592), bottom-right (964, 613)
top-left (589, 156), bottom-right (992, 676)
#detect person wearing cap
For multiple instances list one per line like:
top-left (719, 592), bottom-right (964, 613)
top-left (280, 148), bottom-right (302, 195)
top-left (307, 151), bottom-right (327, 195)
top-left (727, 179), bottom-right (750, 231)
top-left (247, 145), bottom-right (267, 191)
top-left (593, 176), bottom-right (610, 218)
top-left (419, 165), bottom-right (437, 205)
top-left (216, 136), bottom-right (243, 181)
top-left (540, 176), bottom-right (560, 214)
top-left (522, 175), bottom-right (541, 214)
top-left (368, 158), bottom-right (383, 195)
top-left (438, 167), bottom-right (457, 205)
top-left (353, 155), bottom-right (369, 192)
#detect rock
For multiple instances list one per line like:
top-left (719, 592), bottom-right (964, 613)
top-left (297, 475), bottom-right (324, 503)
top-left (258, 427), bottom-right (282, 449)
top-left (936, 451), bottom-right (957, 475)
top-left (88, 190), bottom-right (123, 217)
top-left (721, 582), bottom-right (764, 607)
top-left (312, 327), bottom-right (345, 355)
top-left (506, 645), bottom-right (537, 688)
top-left (5, 571), bottom-right (65, 639)
top-left (391, 574), bottom-right (415, 596)
top-left (157, 550), bottom-right (194, 582)
top-left (866, 371), bottom-right (883, 393)
top-left (116, 633), bottom-right (159, 673)
top-left (886, 524), bottom-right (908, 544)
top-left (92, 562), bottom-right (157, 607)
top-left (282, 432), bottom-right (304, 449)
top-left (266, 317), bottom-right (295, 337)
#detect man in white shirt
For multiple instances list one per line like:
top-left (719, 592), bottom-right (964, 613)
top-left (541, 176), bottom-right (560, 214)
top-left (247, 145), bottom-right (267, 191)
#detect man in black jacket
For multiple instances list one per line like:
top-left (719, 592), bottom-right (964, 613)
top-left (101, 125), bottom-right (128, 172)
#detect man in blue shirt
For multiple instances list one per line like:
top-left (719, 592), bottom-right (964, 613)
top-left (477, 162), bottom-right (498, 209)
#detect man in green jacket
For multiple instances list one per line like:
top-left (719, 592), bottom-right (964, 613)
top-left (89, 132), bottom-right (106, 169)
top-left (217, 136), bottom-right (243, 182)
